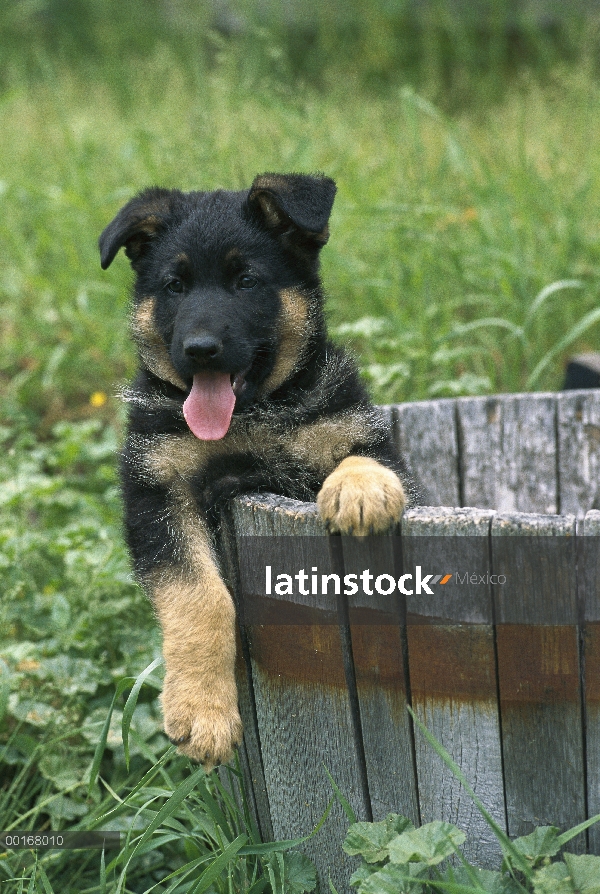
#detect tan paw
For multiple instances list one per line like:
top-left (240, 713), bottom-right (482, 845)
top-left (317, 456), bottom-right (406, 535)
top-left (161, 672), bottom-right (242, 772)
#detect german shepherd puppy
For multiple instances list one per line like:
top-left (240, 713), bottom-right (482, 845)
top-left (99, 173), bottom-right (415, 770)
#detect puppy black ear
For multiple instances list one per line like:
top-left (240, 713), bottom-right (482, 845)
top-left (246, 173), bottom-right (336, 247)
top-left (98, 188), bottom-right (178, 270)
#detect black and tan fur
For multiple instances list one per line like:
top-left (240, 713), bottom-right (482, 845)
top-left (99, 173), bottom-right (417, 770)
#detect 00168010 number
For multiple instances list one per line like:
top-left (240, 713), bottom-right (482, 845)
top-left (0, 832), bottom-right (121, 850)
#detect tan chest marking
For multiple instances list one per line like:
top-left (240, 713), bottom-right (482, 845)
top-left (143, 424), bottom-right (283, 484)
top-left (143, 408), bottom-right (374, 486)
top-left (144, 432), bottom-right (223, 483)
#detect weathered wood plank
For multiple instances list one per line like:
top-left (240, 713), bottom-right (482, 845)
top-left (341, 533), bottom-right (420, 824)
top-left (582, 509), bottom-right (600, 854)
top-left (232, 494), bottom-right (369, 891)
top-left (557, 390), bottom-right (600, 517)
top-left (401, 507), bottom-right (505, 868)
top-left (457, 393), bottom-right (557, 513)
top-left (216, 507), bottom-right (273, 841)
top-left (491, 512), bottom-right (585, 846)
top-left (393, 399), bottom-right (460, 507)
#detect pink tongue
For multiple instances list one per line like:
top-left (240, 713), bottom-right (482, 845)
top-left (183, 372), bottom-right (236, 440)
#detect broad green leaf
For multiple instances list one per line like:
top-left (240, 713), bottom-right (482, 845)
top-left (532, 862), bottom-right (573, 894)
top-left (266, 851), bottom-right (317, 894)
top-left (534, 853), bottom-right (600, 894)
top-left (343, 819), bottom-right (388, 861)
top-left (46, 794), bottom-right (88, 820)
top-left (349, 863), bottom-right (380, 889)
top-left (9, 698), bottom-right (58, 727)
top-left (510, 827), bottom-right (561, 867)
top-left (388, 821), bottom-right (466, 865)
top-left (39, 753), bottom-right (90, 790)
top-left (448, 865), bottom-right (522, 894)
top-left (32, 654), bottom-right (104, 694)
top-left (285, 852), bottom-right (317, 894)
top-left (358, 862), bottom-right (428, 894)
top-left (563, 853), bottom-right (600, 893)
top-left (343, 815), bottom-right (415, 863)
top-left (385, 815), bottom-right (417, 837)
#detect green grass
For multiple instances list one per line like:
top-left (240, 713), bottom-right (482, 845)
top-left (2, 24), bottom-right (600, 420)
top-left (3, 3), bottom-right (600, 890)
top-left (0, 425), bottom-right (324, 892)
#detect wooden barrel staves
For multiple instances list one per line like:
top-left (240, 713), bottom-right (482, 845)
top-left (216, 390), bottom-right (600, 890)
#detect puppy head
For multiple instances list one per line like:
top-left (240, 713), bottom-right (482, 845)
top-left (99, 174), bottom-right (336, 438)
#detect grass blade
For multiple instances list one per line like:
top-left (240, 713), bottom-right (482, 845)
top-left (35, 862), bottom-right (54, 894)
top-left (142, 853), bottom-right (216, 894)
top-left (323, 766), bottom-right (357, 824)
top-left (122, 656), bottom-right (163, 770)
top-left (87, 676), bottom-right (134, 796)
top-left (187, 833), bottom-right (248, 894)
top-left (99, 847), bottom-right (107, 894)
top-left (92, 746), bottom-right (177, 826)
top-left (556, 810), bottom-right (600, 847)
top-left (447, 318), bottom-right (524, 340)
top-left (240, 794), bottom-right (335, 856)
top-left (0, 659), bottom-right (9, 725)
top-left (525, 279), bottom-right (583, 324)
top-left (191, 773), bottom-right (235, 843)
top-left (110, 765), bottom-right (207, 878)
top-left (527, 305), bottom-right (600, 389)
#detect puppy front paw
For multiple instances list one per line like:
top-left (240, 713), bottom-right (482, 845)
top-left (161, 671), bottom-right (242, 772)
top-left (317, 456), bottom-right (406, 535)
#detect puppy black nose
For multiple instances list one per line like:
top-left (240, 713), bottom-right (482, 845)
top-left (183, 335), bottom-right (223, 361)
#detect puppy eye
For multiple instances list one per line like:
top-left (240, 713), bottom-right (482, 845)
top-left (237, 274), bottom-right (257, 290)
top-left (166, 278), bottom-right (184, 294)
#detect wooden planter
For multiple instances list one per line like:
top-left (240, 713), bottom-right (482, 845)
top-left (217, 390), bottom-right (600, 890)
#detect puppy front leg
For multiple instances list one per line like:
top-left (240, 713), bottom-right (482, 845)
top-left (149, 537), bottom-right (242, 770)
top-left (123, 467), bottom-right (242, 770)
